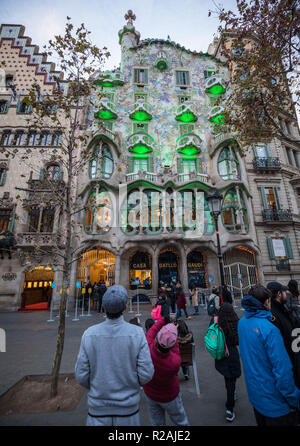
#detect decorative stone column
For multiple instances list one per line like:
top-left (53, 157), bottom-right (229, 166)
top-left (115, 254), bottom-right (121, 284)
top-left (152, 246), bottom-right (159, 295)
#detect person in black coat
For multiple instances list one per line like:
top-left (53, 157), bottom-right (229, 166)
top-left (214, 302), bottom-right (241, 422)
top-left (267, 282), bottom-right (300, 389)
top-left (156, 293), bottom-right (170, 318)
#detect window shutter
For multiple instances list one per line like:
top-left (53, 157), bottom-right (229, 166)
top-left (273, 187), bottom-right (280, 209)
top-left (8, 213), bottom-right (15, 232)
top-left (260, 187), bottom-right (267, 209)
top-left (39, 168), bottom-right (44, 180)
top-left (267, 237), bottom-right (275, 259)
top-left (128, 157), bottom-right (134, 174)
top-left (177, 158), bottom-right (183, 174)
top-left (143, 69), bottom-right (148, 84)
top-left (283, 237), bottom-right (293, 259)
top-left (134, 69), bottom-right (139, 83)
top-left (0, 169), bottom-right (7, 186)
top-left (176, 71), bottom-right (181, 85)
top-left (148, 156), bottom-right (154, 173)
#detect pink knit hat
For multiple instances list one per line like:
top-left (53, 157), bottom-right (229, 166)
top-left (157, 323), bottom-right (178, 349)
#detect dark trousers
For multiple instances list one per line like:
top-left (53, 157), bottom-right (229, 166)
top-left (182, 365), bottom-right (190, 376)
top-left (254, 408), bottom-right (298, 426)
top-left (170, 296), bottom-right (176, 313)
top-left (224, 377), bottom-right (236, 412)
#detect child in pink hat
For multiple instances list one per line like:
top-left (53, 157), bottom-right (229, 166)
top-left (143, 317), bottom-right (189, 426)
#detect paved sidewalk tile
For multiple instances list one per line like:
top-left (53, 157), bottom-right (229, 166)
top-left (0, 303), bottom-right (255, 426)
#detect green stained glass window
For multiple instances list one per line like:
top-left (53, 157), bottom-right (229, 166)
top-left (222, 188), bottom-right (248, 233)
top-left (182, 158), bottom-right (197, 173)
top-left (133, 157), bottom-right (149, 172)
top-left (84, 188), bottom-right (113, 234)
top-left (88, 143), bottom-right (114, 179)
top-left (217, 147), bottom-right (240, 180)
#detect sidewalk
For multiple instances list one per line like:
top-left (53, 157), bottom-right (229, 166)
top-left (0, 302), bottom-right (256, 426)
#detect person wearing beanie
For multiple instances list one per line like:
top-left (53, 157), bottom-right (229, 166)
top-left (143, 316), bottom-right (189, 426)
top-left (238, 284), bottom-right (300, 426)
top-left (75, 285), bottom-right (154, 426)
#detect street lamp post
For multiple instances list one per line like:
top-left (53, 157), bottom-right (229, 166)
top-left (207, 188), bottom-right (225, 289)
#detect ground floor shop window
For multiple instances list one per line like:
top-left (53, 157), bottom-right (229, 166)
top-left (21, 266), bottom-right (54, 309)
top-left (129, 250), bottom-right (152, 289)
top-left (158, 249), bottom-right (179, 286)
top-left (187, 250), bottom-right (207, 288)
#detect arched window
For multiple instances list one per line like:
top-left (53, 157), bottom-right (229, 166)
top-left (46, 164), bottom-right (61, 180)
top-left (217, 146), bottom-right (240, 181)
top-left (121, 189), bottom-right (140, 234)
top-left (89, 142), bottom-right (114, 179)
top-left (142, 189), bottom-right (162, 233)
top-left (222, 188), bottom-right (248, 233)
top-left (84, 188), bottom-right (113, 234)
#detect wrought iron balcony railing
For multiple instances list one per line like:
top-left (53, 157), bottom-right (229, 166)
top-left (262, 208), bottom-right (293, 222)
top-left (253, 157), bottom-right (281, 170)
top-left (275, 259), bottom-right (290, 271)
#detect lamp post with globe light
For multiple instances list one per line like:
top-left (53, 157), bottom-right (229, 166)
top-left (207, 188), bottom-right (225, 289)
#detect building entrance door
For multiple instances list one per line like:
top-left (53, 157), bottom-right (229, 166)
top-left (187, 250), bottom-right (207, 288)
top-left (223, 246), bottom-right (258, 298)
top-left (77, 248), bottom-right (115, 286)
top-left (158, 248), bottom-right (179, 286)
top-left (21, 266), bottom-right (54, 310)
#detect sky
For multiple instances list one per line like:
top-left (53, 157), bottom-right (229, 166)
top-left (0, 0), bottom-right (238, 70)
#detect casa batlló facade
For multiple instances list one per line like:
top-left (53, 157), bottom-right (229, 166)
top-left (0, 11), bottom-right (300, 311)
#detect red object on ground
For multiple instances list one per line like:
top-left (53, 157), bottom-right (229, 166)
top-left (18, 302), bottom-right (49, 311)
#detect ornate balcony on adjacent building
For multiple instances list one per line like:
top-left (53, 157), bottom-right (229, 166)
top-left (17, 232), bottom-right (63, 248)
top-left (275, 259), bottom-right (290, 271)
top-left (127, 132), bottom-right (155, 155)
top-left (252, 157), bottom-right (281, 171)
top-left (93, 71), bottom-right (124, 87)
top-left (205, 74), bottom-right (226, 96)
top-left (129, 99), bottom-right (153, 122)
top-left (94, 98), bottom-right (118, 121)
top-left (176, 133), bottom-right (202, 156)
top-left (262, 208), bottom-right (293, 223)
top-left (175, 101), bottom-right (197, 123)
top-left (208, 105), bottom-right (225, 124)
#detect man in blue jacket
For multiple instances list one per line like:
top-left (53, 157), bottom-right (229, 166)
top-left (75, 285), bottom-right (154, 426)
top-left (238, 284), bottom-right (300, 426)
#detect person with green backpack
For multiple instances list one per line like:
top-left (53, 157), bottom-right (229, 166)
top-left (204, 303), bottom-right (241, 422)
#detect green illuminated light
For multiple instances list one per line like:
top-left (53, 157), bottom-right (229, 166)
top-left (130, 145), bottom-right (152, 155)
top-left (130, 111), bottom-right (152, 121)
top-left (156, 58), bottom-right (168, 70)
top-left (209, 114), bottom-right (224, 124)
top-left (175, 112), bottom-right (197, 123)
top-left (178, 146), bottom-right (200, 156)
top-left (95, 110), bottom-right (118, 120)
top-left (206, 84), bottom-right (226, 95)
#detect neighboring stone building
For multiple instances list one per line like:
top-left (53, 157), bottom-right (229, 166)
top-left (0, 12), bottom-right (299, 311)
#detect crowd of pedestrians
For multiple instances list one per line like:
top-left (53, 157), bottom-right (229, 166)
top-left (75, 277), bottom-right (300, 427)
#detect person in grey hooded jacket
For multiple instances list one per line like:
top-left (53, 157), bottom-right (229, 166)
top-left (75, 285), bottom-right (154, 426)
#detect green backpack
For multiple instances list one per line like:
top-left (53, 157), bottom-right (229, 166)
top-left (204, 318), bottom-right (228, 360)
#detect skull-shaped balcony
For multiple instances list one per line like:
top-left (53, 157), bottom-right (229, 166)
top-left (176, 133), bottom-right (202, 156)
top-left (208, 105), bottom-right (225, 124)
top-left (175, 101), bottom-right (198, 123)
top-left (94, 98), bottom-right (118, 121)
top-left (129, 99), bottom-right (153, 122)
top-left (93, 71), bottom-right (124, 87)
top-left (127, 132), bottom-right (155, 155)
top-left (205, 75), bottom-right (226, 95)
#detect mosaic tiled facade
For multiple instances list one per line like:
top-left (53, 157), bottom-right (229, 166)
top-left (0, 12), bottom-right (300, 311)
